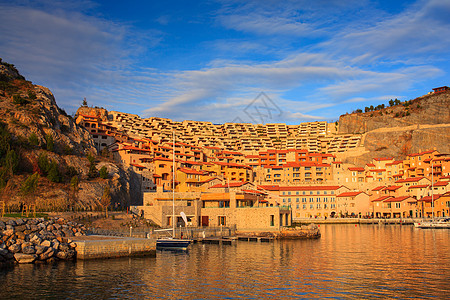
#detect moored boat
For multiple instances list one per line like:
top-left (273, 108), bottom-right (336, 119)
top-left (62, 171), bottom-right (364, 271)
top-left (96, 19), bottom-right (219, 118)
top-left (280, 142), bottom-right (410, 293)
top-left (414, 218), bottom-right (450, 229)
top-left (156, 237), bottom-right (191, 250)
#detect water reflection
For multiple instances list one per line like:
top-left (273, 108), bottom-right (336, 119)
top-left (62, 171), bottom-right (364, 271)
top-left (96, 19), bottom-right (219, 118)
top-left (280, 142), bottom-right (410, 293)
top-left (1, 225), bottom-right (449, 299)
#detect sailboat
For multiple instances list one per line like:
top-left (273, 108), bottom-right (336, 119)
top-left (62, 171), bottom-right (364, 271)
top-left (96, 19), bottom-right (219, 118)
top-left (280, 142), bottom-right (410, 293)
top-left (156, 130), bottom-right (191, 250)
top-left (414, 160), bottom-right (450, 229)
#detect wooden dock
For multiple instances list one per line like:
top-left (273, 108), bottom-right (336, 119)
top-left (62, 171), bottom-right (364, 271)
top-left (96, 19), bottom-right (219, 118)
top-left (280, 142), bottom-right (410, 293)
top-left (194, 236), bottom-right (274, 245)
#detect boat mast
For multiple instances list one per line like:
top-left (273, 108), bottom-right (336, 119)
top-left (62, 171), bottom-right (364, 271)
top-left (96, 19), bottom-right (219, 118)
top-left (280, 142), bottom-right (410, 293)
top-left (431, 159), bottom-right (434, 220)
top-left (172, 129), bottom-right (175, 237)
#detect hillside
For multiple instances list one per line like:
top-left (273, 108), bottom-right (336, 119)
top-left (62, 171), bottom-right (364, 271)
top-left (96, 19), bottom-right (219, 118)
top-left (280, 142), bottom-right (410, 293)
top-left (337, 91), bottom-right (450, 165)
top-left (0, 59), bottom-right (142, 212)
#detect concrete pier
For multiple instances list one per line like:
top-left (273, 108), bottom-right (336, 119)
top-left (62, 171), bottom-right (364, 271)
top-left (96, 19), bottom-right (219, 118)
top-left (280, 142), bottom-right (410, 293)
top-left (72, 235), bottom-right (156, 260)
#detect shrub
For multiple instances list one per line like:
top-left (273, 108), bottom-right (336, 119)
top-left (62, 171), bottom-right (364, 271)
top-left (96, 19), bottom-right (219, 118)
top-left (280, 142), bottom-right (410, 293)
top-left (20, 172), bottom-right (40, 195)
top-left (28, 133), bottom-right (39, 147)
top-left (12, 94), bottom-right (29, 105)
top-left (27, 91), bottom-right (36, 100)
top-left (38, 153), bottom-right (50, 174)
top-left (4, 149), bottom-right (19, 175)
top-left (88, 164), bottom-right (98, 179)
top-left (45, 134), bottom-right (54, 152)
top-left (99, 166), bottom-right (108, 179)
top-left (0, 168), bottom-right (9, 189)
top-left (47, 160), bottom-right (61, 183)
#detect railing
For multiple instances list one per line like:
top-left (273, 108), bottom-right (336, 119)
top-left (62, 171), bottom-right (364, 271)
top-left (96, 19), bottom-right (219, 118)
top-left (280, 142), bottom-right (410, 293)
top-left (149, 225), bottom-right (237, 240)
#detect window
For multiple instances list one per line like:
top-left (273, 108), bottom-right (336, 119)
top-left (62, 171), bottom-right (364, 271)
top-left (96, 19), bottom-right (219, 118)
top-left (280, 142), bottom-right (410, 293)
top-left (316, 198), bottom-right (321, 203)
top-left (270, 215), bottom-right (274, 226)
top-left (296, 198), bottom-right (299, 202)
top-left (310, 204), bottom-right (314, 209)
top-left (309, 198), bottom-right (314, 202)
top-left (218, 216), bottom-right (226, 226)
top-left (303, 204), bottom-right (307, 209)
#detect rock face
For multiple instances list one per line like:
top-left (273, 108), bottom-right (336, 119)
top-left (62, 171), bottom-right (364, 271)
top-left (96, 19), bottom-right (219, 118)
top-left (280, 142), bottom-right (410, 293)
top-left (338, 92), bottom-right (450, 134)
top-left (0, 218), bottom-right (86, 265)
top-left (0, 59), bottom-right (143, 210)
top-left (337, 92), bottom-right (450, 164)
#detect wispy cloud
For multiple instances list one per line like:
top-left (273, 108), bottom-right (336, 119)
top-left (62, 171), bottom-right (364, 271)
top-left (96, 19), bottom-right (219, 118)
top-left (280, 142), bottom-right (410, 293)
top-left (0, 0), bottom-right (447, 125)
top-left (0, 2), bottom-right (162, 112)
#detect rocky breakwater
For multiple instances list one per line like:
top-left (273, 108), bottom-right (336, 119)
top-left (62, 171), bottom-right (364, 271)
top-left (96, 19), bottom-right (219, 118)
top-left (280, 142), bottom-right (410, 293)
top-left (0, 218), bottom-right (87, 265)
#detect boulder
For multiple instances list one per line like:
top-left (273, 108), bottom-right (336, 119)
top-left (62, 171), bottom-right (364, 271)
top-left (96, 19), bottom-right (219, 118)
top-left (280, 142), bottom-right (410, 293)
top-left (15, 219), bottom-right (25, 226)
top-left (22, 245), bottom-right (36, 254)
top-left (0, 221), bottom-right (5, 230)
top-left (35, 245), bottom-right (47, 255)
top-left (15, 225), bottom-right (27, 232)
top-left (40, 240), bottom-right (51, 247)
top-left (6, 220), bottom-right (16, 226)
top-left (59, 243), bottom-right (70, 252)
top-left (39, 248), bottom-right (54, 260)
top-left (8, 243), bottom-right (21, 253)
top-left (14, 253), bottom-right (37, 264)
top-left (56, 251), bottom-right (68, 260)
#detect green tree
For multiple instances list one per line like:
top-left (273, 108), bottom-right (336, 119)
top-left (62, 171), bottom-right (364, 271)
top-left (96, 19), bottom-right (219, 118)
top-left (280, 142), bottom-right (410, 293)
top-left (0, 168), bottom-right (9, 189)
top-left (4, 149), bottom-right (19, 176)
top-left (99, 166), bottom-right (108, 179)
top-left (0, 121), bottom-right (11, 159)
top-left (28, 133), bottom-right (39, 147)
top-left (100, 184), bottom-right (111, 218)
top-left (47, 160), bottom-right (61, 183)
top-left (389, 99), bottom-right (394, 107)
top-left (70, 175), bottom-right (79, 210)
top-left (38, 152), bottom-right (50, 175)
top-left (87, 153), bottom-right (98, 178)
top-left (20, 172), bottom-right (40, 195)
top-left (45, 134), bottom-right (54, 152)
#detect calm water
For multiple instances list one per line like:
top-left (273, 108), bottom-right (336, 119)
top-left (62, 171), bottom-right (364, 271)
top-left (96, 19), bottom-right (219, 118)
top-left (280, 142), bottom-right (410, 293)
top-left (1, 225), bottom-right (449, 299)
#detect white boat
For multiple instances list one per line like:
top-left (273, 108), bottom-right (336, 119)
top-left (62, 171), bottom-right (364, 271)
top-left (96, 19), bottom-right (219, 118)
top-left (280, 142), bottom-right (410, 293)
top-left (156, 130), bottom-right (191, 251)
top-left (414, 218), bottom-right (450, 229)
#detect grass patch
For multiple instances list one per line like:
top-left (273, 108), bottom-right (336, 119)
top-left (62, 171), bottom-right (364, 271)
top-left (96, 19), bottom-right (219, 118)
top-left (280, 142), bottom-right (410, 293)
top-left (2, 212), bottom-right (49, 219)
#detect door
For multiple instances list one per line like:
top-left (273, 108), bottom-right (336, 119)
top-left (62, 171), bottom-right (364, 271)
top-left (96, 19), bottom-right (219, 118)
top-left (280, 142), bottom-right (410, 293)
top-left (201, 216), bottom-right (209, 227)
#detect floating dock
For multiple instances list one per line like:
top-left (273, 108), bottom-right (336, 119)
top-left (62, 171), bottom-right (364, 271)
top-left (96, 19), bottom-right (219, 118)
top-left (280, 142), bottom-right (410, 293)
top-left (195, 236), bottom-right (274, 245)
top-left (72, 235), bottom-right (156, 259)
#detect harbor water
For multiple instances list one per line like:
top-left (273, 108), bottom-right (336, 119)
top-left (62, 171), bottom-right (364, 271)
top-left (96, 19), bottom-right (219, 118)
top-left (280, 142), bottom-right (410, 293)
top-left (1, 224), bottom-right (449, 299)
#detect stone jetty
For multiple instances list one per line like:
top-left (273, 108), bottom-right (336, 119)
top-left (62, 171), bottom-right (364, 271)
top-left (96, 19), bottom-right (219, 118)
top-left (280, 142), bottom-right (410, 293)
top-left (236, 224), bottom-right (321, 239)
top-left (0, 217), bottom-right (87, 265)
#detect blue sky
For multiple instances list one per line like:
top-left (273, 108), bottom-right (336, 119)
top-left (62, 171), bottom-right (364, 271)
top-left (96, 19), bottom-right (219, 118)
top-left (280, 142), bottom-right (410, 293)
top-left (0, 0), bottom-right (449, 124)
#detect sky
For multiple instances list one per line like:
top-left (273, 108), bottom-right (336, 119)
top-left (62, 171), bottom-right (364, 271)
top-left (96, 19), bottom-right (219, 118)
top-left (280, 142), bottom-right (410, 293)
top-left (0, 0), bottom-right (449, 125)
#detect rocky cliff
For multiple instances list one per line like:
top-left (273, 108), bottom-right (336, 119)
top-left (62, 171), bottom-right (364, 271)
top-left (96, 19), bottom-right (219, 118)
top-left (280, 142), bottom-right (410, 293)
top-left (337, 91), bottom-right (450, 164)
top-left (0, 59), bottom-right (142, 211)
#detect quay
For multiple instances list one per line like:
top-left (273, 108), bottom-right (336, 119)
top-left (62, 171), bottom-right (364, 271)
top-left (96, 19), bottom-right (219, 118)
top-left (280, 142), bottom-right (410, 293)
top-left (295, 218), bottom-right (417, 225)
top-left (71, 235), bottom-right (156, 259)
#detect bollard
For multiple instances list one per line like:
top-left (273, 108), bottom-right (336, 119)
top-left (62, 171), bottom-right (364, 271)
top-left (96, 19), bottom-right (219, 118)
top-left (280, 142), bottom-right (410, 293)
top-left (130, 226), bottom-right (133, 237)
